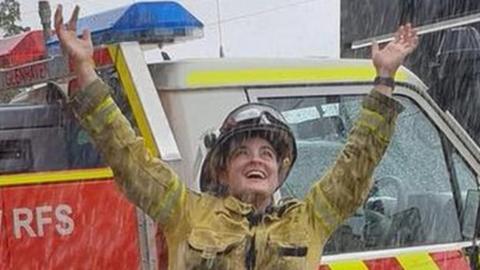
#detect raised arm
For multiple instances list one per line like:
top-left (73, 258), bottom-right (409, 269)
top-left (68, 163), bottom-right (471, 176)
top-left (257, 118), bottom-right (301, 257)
top-left (54, 5), bottom-right (188, 229)
top-left (305, 24), bottom-right (418, 240)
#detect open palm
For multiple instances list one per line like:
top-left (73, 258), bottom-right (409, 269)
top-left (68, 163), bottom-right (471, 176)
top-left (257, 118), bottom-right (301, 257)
top-left (54, 5), bottom-right (93, 66)
top-left (372, 24), bottom-right (419, 78)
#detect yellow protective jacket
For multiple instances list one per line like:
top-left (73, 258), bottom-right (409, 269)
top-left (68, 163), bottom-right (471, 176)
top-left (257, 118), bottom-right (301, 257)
top-left (70, 79), bottom-right (403, 270)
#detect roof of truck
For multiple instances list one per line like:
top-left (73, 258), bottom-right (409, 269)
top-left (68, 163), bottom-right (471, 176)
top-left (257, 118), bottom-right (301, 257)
top-left (147, 57), bottom-right (427, 90)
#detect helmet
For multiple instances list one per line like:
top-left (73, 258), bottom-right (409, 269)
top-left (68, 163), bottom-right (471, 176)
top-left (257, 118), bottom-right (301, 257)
top-left (200, 102), bottom-right (297, 194)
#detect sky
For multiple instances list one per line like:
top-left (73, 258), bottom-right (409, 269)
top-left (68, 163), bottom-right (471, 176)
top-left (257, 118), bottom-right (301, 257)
top-left (18, 0), bottom-right (340, 59)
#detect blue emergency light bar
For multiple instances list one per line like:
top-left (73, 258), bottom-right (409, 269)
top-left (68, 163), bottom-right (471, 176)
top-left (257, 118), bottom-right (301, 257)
top-left (47, 1), bottom-right (203, 53)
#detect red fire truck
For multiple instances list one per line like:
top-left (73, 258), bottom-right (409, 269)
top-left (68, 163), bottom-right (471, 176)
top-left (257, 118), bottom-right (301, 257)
top-left (0, 2), bottom-right (202, 269)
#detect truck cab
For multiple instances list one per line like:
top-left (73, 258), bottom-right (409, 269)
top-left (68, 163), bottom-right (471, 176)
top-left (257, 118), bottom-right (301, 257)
top-left (0, 2), bottom-right (479, 269)
top-left (149, 57), bottom-right (480, 269)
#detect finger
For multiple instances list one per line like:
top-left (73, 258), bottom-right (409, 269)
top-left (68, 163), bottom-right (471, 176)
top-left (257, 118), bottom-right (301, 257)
top-left (371, 39), bottom-right (379, 57)
top-left (394, 27), bottom-right (401, 43)
top-left (404, 23), bottom-right (413, 37)
top-left (54, 4), bottom-right (64, 31)
top-left (67, 5), bottom-right (80, 31)
top-left (394, 25), bottom-right (404, 43)
top-left (82, 29), bottom-right (92, 45)
top-left (405, 25), bottom-right (417, 46)
top-left (399, 24), bottom-right (411, 45)
top-left (405, 23), bottom-right (412, 33)
top-left (402, 24), bottom-right (410, 42)
top-left (404, 34), bottom-right (419, 54)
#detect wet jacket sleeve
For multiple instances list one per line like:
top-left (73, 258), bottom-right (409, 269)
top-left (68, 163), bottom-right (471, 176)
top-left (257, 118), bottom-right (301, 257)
top-left (69, 78), bottom-right (187, 228)
top-left (304, 89), bottom-right (404, 241)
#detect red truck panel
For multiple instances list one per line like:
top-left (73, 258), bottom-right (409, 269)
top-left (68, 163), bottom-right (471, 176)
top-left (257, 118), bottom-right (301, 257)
top-left (0, 179), bottom-right (141, 269)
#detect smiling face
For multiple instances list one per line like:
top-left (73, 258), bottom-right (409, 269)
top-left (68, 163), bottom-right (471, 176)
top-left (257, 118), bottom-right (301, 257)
top-left (219, 136), bottom-right (280, 202)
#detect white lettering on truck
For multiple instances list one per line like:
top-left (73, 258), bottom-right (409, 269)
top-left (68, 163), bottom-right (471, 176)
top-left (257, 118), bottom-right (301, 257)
top-left (12, 204), bottom-right (74, 239)
top-left (36, 205), bottom-right (53, 237)
top-left (13, 208), bottom-right (36, 238)
top-left (55, 204), bottom-right (74, 236)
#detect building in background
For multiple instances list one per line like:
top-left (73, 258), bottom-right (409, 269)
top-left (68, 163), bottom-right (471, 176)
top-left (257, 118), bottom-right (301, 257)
top-left (341, 0), bottom-right (480, 145)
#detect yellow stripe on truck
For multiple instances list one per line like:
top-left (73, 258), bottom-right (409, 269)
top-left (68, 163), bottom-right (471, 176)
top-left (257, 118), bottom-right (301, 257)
top-left (107, 45), bottom-right (159, 157)
top-left (396, 252), bottom-right (439, 270)
top-left (328, 260), bottom-right (369, 270)
top-left (0, 168), bottom-right (113, 187)
top-left (187, 67), bottom-right (407, 87)
top-left (321, 249), bottom-right (469, 270)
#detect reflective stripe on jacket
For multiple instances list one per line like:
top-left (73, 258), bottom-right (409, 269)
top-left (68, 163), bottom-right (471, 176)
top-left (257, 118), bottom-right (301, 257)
top-left (70, 79), bottom-right (403, 270)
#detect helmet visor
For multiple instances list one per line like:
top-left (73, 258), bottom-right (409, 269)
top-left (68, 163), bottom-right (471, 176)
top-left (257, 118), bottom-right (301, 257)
top-left (220, 103), bottom-right (288, 134)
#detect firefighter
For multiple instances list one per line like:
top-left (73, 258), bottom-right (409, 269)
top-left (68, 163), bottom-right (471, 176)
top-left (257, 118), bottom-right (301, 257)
top-left (55, 4), bottom-right (418, 270)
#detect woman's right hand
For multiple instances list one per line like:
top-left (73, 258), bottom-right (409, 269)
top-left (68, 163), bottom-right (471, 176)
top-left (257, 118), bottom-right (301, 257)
top-left (54, 4), bottom-right (98, 92)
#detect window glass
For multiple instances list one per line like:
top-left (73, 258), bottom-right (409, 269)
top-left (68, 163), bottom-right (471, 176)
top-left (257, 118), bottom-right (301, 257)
top-left (452, 151), bottom-right (479, 234)
top-left (0, 69), bottom-right (133, 174)
top-left (260, 89), bottom-right (462, 254)
top-left (453, 152), bottom-right (478, 194)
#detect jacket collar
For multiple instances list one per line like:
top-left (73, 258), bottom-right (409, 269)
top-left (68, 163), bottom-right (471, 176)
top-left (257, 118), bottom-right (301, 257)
top-left (223, 195), bottom-right (300, 217)
top-left (223, 195), bottom-right (254, 215)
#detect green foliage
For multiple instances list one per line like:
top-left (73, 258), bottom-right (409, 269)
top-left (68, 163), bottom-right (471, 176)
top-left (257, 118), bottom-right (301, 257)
top-left (0, 0), bottom-right (26, 102)
top-left (0, 0), bottom-right (26, 37)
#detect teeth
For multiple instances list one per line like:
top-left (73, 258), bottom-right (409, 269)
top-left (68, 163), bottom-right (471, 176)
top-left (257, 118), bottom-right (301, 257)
top-left (246, 170), bottom-right (266, 179)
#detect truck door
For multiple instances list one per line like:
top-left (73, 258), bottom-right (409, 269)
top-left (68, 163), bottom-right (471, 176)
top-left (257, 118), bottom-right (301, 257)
top-left (248, 82), bottom-right (480, 269)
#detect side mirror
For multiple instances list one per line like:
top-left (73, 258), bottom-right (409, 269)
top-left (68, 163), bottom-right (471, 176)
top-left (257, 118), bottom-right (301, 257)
top-left (462, 189), bottom-right (480, 239)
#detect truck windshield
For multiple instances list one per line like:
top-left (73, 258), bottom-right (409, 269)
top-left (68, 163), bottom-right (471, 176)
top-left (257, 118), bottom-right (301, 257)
top-left (0, 74), bottom-right (133, 174)
top-left (260, 92), bottom-right (478, 253)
